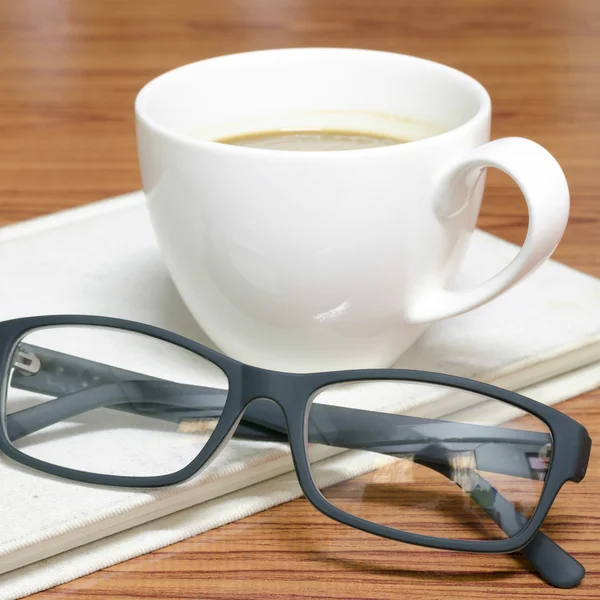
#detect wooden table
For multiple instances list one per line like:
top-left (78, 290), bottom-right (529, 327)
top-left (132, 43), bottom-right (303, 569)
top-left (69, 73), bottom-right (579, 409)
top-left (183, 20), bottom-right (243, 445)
top-left (1, 0), bottom-right (599, 597)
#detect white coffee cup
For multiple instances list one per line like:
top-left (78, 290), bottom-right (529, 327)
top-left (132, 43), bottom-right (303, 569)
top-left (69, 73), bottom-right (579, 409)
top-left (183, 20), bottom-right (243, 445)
top-left (135, 48), bottom-right (569, 372)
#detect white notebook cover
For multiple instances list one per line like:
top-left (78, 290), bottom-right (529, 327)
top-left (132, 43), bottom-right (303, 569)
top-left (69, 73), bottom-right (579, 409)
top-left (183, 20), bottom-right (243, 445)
top-left (0, 191), bottom-right (599, 599)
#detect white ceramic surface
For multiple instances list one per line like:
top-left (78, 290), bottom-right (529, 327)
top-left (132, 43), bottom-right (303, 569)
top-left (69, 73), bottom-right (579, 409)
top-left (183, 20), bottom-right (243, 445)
top-left (135, 48), bottom-right (569, 372)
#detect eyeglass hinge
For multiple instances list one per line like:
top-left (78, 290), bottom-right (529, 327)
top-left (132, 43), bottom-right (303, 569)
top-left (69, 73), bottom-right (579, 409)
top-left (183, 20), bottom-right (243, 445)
top-left (13, 348), bottom-right (41, 376)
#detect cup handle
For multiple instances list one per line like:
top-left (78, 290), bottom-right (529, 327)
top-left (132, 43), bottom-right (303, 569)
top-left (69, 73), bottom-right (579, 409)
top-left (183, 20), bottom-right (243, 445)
top-left (406, 137), bottom-right (570, 324)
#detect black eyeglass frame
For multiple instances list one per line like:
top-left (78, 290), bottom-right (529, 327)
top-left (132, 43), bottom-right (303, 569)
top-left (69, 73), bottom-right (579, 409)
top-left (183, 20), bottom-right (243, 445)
top-left (0, 315), bottom-right (591, 588)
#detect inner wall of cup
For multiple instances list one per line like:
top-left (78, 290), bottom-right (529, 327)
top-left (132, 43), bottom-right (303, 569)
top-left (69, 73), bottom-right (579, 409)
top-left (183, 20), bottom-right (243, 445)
top-left (139, 49), bottom-right (485, 142)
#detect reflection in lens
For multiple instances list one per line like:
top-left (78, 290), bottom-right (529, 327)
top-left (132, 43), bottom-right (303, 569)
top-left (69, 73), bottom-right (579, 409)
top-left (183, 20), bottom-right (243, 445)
top-left (307, 381), bottom-right (551, 542)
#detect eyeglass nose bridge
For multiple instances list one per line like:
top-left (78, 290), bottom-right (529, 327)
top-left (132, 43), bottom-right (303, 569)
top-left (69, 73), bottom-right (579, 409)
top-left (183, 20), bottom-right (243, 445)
top-left (238, 365), bottom-right (313, 430)
top-left (241, 366), bottom-right (300, 403)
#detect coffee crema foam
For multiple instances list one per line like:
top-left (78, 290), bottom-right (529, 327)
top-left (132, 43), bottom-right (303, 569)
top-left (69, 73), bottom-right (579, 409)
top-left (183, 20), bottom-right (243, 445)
top-left (217, 129), bottom-right (406, 151)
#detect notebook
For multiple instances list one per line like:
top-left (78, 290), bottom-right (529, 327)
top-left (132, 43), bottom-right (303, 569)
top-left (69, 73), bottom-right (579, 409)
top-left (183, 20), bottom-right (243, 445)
top-left (0, 191), bottom-right (599, 600)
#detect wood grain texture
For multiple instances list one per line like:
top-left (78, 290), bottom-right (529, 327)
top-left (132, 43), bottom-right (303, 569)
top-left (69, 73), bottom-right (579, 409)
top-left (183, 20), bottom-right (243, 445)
top-left (0, 0), bottom-right (598, 596)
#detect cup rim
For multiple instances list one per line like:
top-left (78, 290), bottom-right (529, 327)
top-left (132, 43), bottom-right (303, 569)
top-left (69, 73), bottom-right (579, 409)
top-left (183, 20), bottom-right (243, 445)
top-left (135, 47), bottom-right (491, 158)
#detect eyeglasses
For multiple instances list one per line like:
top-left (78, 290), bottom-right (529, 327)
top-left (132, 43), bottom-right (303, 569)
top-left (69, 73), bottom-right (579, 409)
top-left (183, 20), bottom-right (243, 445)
top-left (0, 316), bottom-right (591, 587)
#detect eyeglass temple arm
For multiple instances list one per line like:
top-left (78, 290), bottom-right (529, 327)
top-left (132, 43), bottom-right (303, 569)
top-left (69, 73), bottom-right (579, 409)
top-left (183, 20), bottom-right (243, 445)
top-left (7, 344), bottom-right (585, 588)
top-left (6, 376), bottom-right (548, 475)
top-left (10, 343), bottom-right (551, 478)
top-left (420, 458), bottom-right (584, 588)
